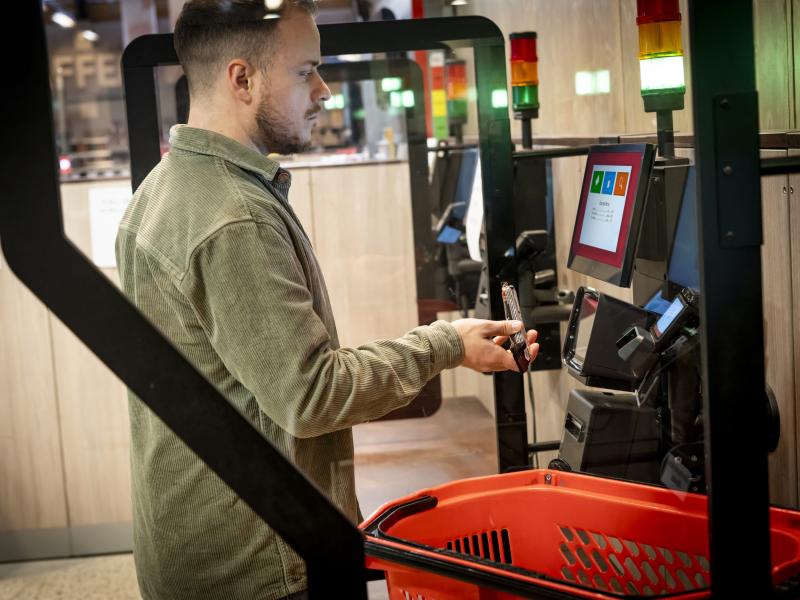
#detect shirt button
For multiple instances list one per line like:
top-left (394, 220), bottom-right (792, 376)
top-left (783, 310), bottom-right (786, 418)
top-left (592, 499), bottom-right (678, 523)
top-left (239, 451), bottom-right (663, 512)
top-left (276, 171), bottom-right (290, 184)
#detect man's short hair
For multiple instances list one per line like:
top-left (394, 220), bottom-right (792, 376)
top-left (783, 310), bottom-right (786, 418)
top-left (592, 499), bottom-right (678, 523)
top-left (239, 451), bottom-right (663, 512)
top-left (174, 0), bottom-right (317, 98)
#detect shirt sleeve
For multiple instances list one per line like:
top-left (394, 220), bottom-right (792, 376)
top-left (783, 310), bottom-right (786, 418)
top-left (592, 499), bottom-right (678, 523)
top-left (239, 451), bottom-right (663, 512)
top-left (179, 218), bottom-right (464, 439)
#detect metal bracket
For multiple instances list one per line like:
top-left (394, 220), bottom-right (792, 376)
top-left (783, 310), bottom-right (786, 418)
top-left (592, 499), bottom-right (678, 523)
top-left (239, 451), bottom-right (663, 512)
top-left (713, 91), bottom-right (762, 248)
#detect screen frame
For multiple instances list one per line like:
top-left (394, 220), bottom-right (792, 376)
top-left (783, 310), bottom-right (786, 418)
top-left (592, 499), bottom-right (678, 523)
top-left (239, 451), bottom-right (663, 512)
top-left (568, 143), bottom-right (656, 287)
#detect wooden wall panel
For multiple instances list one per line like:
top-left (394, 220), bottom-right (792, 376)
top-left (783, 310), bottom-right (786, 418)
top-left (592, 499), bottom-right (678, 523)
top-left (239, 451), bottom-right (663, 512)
top-left (56, 184), bottom-right (133, 526)
top-left (309, 163), bottom-right (418, 349)
top-left (753, 0), bottom-right (793, 130)
top-left (287, 167), bottom-right (315, 244)
top-left (761, 150), bottom-right (797, 508)
top-left (788, 151), bottom-right (800, 509)
top-left (463, 0), bottom-right (626, 140)
top-left (0, 250), bottom-right (69, 532)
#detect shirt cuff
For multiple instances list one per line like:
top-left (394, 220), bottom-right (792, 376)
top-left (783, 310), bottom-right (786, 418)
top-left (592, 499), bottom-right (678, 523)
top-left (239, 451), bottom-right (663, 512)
top-left (426, 320), bottom-right (465, 371)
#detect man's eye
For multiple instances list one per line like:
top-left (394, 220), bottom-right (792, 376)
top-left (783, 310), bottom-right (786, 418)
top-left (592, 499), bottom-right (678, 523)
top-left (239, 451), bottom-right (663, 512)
top-left (299, 71), bottom-right (312, 80)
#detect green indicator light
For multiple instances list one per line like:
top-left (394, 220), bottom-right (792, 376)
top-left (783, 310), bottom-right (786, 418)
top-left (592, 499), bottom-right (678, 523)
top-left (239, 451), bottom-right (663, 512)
top-left (447, 99), bottom-right (468, 121)
top-left (381, 77), bottom-right (402, 92)
top-left (491, 89), bottom-right (508, 108)
top-left (401, 90), bottom-right (415, 108)
top-left (512, 85), bottom-right (538, 111)
top-left (390, 91), bottom-right (403, 108)
top-left (639, 55), bottom-right (685, 95)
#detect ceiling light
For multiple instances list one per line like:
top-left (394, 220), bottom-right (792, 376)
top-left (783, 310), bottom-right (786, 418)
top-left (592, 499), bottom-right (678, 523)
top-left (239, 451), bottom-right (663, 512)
top-left (81, 30), bottom-right (99, 42)
top-left (52, 11), bottom-right (76, 28)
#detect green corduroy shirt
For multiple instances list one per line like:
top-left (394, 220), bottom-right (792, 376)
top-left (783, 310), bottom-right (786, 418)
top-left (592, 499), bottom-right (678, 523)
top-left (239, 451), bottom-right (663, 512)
top-left (114, 125), bottom-right (465, 600)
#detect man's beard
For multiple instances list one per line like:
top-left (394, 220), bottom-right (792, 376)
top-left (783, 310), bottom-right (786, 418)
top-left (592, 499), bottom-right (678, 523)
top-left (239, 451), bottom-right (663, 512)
top-left (255, 93), bottom-right (319, 155)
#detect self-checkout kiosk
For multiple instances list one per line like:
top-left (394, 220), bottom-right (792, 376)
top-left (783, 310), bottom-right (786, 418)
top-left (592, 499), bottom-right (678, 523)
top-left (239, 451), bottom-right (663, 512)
top-left (552, 143), bottom-right (778, 492)
top-left (553, 143), bottom-right (703, 489)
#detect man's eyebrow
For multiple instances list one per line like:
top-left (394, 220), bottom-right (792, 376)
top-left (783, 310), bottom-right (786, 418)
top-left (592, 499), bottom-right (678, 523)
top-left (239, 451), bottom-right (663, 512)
top-left (294, 59), bottom-right (321, 68)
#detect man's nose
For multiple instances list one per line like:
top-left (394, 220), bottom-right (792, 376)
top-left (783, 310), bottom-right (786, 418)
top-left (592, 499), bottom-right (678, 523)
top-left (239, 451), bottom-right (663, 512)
top-left (315, 74), bottom-right (331, 105)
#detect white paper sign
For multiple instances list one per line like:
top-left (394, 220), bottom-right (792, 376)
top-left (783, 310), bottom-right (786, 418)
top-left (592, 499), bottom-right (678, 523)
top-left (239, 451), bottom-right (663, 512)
top-left (465, 156), bottom-right (484, 262)
top-left (89, 186), bottom-right (131, 268)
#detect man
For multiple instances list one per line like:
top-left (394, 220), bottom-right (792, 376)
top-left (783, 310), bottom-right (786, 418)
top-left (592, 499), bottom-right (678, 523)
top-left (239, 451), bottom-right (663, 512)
top-left (115, 1), bottom-right (539, 598)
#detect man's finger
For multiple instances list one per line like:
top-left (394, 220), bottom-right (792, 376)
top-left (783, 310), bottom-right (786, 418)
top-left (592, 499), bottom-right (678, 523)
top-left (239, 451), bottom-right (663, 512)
top-left (493, 335), bottom-right (509, 346)
top-left (529, 342), bottom-right (540, 362)
top-left (526, 329), bottom-right (538, 345)
top-left (482, 319), bottom-right (523, 337)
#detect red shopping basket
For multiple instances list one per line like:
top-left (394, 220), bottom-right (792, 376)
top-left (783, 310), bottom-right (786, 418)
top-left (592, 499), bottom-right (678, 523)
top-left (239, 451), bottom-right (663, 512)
top-left (360, 469), bottom-right (800, 599)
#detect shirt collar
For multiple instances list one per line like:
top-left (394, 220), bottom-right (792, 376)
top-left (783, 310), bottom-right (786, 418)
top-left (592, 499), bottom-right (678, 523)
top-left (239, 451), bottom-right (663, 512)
top-left (168, 125), bottom-right (281, 181)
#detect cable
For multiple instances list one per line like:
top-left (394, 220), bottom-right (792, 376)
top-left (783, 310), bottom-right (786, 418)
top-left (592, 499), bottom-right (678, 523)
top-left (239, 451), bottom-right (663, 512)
top-left (526, 369), bottom-right (539, 468)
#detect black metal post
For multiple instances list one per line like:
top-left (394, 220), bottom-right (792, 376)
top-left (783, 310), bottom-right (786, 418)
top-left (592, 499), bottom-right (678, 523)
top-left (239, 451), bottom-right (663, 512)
top-left (521, 117), bottom-right (533, 149)
top-left (688, 1), bottom-right (772, 596)
top-left (656, 109), bottom-right (675, 159)
top-left (475, 33), bottom-right (529, 472)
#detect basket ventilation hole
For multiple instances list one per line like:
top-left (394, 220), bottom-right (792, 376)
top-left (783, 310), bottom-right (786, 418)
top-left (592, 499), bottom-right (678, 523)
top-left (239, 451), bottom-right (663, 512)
top-left (592, 532), bottom-right (608, 549)
top-left (608, 536), bottom-right (624, 553)
top-left (562, 567), bottom-right (576, 581)
top-left (696, 555), bottom-right (710, 572)
top-left (446, 529), bottom-right (511, 564)
top-left (609, 578), bottom-right (623, 593)
top-left (560, 543), bottom-right (577, 566)
top-left (577, 570), bottom-right (591, 586)
top-left (576, 547), bottom-right (592, 570)
top-left (576, 528), bottom-right (591, 545)
top-left (591, 549), bottom-right (609, 573)
top-left (642, 543), bottom-right (657, 560)
top-left (560, 526), bottom-right (575, 542)
top-left (626, 581), bottom-right (639, 595)
top-left (624, 540), bottom-right (640, 557)
top-left (608, 554), bottom-right (625, 576)
top-left (491, 530), bottom-right (501, 562)
top-left (501, 528), bottom-right (513, 564)
top-left (623, 557), bottom-right (642, 581)
top-left (659, 565), bottom-right (677, 590)
top-left (642, 561), bottom-right (659, 585)
top-left (676, 551), bottom-right (692, 568)
top-left (659, 547), bottom-right (674, 564)
top-left (593, 574), bottom-right (607, 590)
top-left (643, 585), bottom-right (655, 596)
top-left (695, 573), bottom-right (708, 588)
top-left (677, 569), bottom-right (693, 590)
top-left (481, 532), bottom-right (490, 559)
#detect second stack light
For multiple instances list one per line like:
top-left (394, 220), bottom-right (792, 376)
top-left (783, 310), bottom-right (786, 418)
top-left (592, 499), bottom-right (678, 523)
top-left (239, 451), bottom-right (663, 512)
top-left (510, 31), bottom-right (539, 116)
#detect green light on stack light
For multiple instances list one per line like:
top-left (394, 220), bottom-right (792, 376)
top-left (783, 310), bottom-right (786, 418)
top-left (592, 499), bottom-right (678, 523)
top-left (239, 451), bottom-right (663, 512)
top-left (381, 77), bottom-right (402, 92)
top-left (511, 85), bottom-right (538, 111)
top-left (401, 90), bottom-right (415, 108)
top-left (639, 55), bottom-right (685, 95)
top-left (574, 70), bottom-right (611, 96)
top-left (491, 89), bottom-right (508, 109)
top-left (324, 94), bottom-right (345, 110)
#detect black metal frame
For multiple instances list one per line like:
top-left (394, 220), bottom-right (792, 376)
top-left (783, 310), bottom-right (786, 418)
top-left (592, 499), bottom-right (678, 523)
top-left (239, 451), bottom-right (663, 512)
top-left (123, 18), bottom-right (527, 474)
top-left (4, 11), bottom-right (524, 598)
top-left (689, 1), bottom-right (772, 596)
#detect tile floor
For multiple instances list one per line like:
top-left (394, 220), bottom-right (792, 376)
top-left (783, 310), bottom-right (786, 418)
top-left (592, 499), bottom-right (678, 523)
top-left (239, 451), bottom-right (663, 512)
top-left (0, 396), bottom-right (498, 599)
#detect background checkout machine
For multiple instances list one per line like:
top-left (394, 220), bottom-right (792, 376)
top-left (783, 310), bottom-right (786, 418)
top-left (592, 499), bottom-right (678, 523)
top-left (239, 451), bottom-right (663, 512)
top-left (551, 143), bottom-right (779, 493)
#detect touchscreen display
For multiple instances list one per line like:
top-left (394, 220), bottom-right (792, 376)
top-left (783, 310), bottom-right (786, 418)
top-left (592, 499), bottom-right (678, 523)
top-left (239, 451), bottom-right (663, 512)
top-left (653, 296), bottom-right (685, 338)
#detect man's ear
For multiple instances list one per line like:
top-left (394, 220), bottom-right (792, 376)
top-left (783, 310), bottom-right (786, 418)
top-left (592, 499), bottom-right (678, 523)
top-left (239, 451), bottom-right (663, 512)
top-left (226, 59), bottom-right (255, 103)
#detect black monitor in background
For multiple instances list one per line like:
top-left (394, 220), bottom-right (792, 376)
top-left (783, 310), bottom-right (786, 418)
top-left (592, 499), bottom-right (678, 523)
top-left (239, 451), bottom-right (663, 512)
top-left (433, 148), bottom-right (479, 244)
top-left (666, 165), bottom-right (700, 292)
top-left (568, 143), bottom-right (656, 287)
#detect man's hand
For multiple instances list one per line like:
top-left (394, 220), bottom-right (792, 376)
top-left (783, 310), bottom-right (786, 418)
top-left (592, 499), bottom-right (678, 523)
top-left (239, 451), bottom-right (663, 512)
top-left (451, 318), bottom-right (539, 373)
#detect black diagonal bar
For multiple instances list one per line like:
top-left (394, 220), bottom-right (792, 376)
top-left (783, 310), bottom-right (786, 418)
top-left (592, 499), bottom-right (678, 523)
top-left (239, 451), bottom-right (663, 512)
top-left (3, 4), bottom-right (365, 598)
top-left (688, 1), bottom-right (772, 596)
